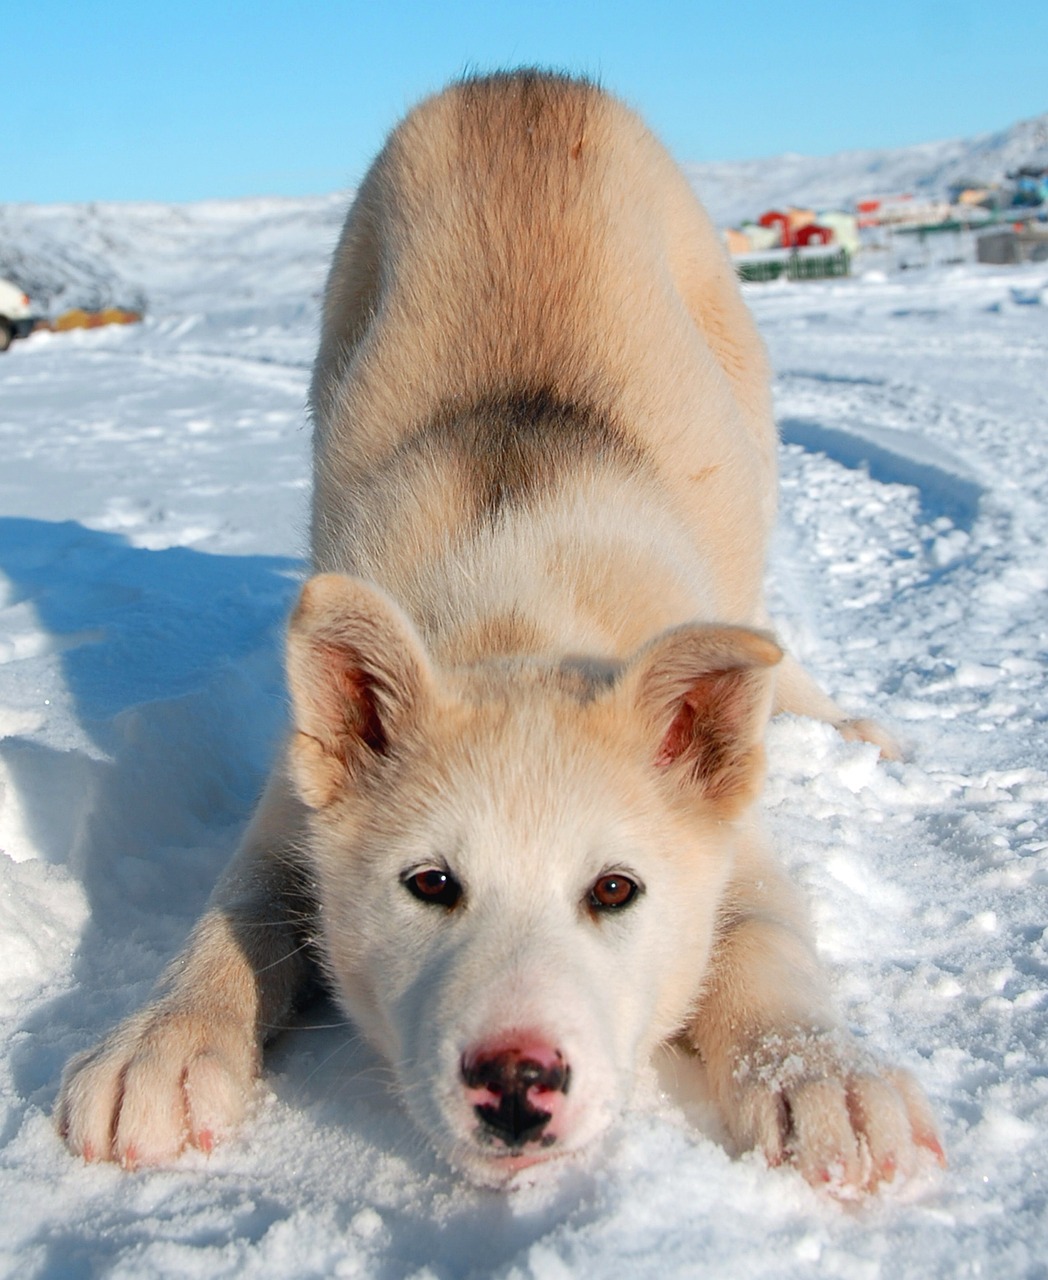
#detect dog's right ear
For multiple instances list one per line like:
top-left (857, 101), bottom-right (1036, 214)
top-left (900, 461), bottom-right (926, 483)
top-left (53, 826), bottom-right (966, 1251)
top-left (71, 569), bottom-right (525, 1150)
top-left (286, 574), bottom-right (435, 808)
top-left (619, 623), bottom-right (782, 818)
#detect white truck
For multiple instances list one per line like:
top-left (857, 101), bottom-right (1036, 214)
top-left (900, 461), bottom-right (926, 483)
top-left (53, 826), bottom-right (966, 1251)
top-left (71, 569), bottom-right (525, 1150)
top-left (0, 276), bottom-right (36, 351)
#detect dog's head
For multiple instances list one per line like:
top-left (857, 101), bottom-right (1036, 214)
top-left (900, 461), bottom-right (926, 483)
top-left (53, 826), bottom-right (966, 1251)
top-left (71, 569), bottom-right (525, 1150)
top-left (285, 573), bottom-right (779, 1184)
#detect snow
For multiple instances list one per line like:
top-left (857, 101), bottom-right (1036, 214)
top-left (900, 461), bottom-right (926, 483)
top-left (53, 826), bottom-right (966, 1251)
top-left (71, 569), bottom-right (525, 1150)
top-left (0, 194), bottom-right (346, 314)
top-left (2, 189), bottom-right (1048, 1277)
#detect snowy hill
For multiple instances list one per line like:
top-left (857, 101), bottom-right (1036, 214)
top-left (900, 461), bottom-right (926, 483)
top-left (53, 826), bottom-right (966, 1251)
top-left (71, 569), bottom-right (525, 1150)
top-left (0, 193), bottom-right (348, 315)
top-left (2, 111), bottom-right (1046, 313)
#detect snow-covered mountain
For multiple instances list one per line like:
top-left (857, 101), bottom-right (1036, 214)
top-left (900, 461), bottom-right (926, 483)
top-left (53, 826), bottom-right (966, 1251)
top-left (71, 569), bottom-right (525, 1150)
top-left (2, 111), bottom-right (1045, 313)
top-left (0, 194), bottom-right (348, 315)
top-left (685, 110), bottom-right (1048, 227)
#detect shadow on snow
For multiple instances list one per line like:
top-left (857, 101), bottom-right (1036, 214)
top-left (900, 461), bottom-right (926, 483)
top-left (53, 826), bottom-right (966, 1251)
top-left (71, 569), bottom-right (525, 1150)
top-left (0, 517), bottom-right (300, 1114)
top-left (780, 416), bottom-right (984, 531)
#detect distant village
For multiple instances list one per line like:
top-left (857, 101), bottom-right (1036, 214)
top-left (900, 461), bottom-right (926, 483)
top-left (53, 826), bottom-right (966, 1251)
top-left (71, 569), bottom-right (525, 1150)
top-left (723, 167), bottom-right (1048, 280)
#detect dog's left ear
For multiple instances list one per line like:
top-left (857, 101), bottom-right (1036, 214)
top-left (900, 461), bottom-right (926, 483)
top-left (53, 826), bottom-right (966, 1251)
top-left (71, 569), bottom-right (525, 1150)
top-left (286, 574), bottom-right (435, 808)
top-left (621, 624), bottom-right (782, 816)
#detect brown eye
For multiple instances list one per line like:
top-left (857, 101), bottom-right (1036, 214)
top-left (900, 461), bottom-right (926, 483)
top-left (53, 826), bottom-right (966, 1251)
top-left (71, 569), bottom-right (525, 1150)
top-left (404, 867), bottom-right (463, 909)
top-left (587, 872), bottom-right (641, 912)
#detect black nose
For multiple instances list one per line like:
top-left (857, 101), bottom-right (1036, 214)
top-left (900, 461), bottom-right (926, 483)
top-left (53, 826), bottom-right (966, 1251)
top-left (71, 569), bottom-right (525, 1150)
top-left (461, 1047), bottom-right (571, 1149)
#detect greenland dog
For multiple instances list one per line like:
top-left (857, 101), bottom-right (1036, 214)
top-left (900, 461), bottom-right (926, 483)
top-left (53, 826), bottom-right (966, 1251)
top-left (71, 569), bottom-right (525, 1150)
top-left (56, 71), bottom-right (943, 1190)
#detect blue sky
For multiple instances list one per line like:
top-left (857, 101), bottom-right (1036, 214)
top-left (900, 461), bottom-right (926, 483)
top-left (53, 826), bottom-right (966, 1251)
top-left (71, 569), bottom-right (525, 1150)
top-left (7, 0), bottom-right (1046, 203)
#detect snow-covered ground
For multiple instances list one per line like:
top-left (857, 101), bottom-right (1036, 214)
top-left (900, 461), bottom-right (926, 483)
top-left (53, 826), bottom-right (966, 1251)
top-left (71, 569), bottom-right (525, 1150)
top-left (1, 197), bottom-right (1047, 1277)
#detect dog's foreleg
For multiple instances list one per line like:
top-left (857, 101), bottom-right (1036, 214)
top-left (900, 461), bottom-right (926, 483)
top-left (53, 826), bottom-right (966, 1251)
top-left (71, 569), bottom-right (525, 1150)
top-left (55, 759), bottom-right (315, 1166)
top-left (686, 831), bottom-right (943, 1192)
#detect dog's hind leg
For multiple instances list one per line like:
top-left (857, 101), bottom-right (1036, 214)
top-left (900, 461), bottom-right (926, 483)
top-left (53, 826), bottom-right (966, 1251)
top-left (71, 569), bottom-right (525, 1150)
top-left (773, 652), bottom-right (902, 760)
top-left (55, 759), bottom-right (316, 1166)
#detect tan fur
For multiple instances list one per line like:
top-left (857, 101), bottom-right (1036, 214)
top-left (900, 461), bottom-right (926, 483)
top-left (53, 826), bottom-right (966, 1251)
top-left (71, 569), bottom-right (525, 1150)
top-left (56, 71), bottom-right (937, 1190)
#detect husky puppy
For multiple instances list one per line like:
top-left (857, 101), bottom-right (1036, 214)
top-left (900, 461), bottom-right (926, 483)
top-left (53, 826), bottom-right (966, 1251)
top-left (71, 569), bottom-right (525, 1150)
top-left (56, 71), bottom-right (943, 1190)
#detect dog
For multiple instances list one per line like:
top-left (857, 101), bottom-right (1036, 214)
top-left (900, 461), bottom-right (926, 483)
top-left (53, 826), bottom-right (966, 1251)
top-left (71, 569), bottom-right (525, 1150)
top-left (56, 70), bottom-right (943, 1191)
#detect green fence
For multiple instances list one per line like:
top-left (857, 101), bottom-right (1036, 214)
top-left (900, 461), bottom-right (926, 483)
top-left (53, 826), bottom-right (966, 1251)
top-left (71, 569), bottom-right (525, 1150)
top-left (736, 249), bottom-right (850, 283)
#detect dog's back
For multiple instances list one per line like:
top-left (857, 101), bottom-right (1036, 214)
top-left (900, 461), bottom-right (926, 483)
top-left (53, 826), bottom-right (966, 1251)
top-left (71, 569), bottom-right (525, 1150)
top-left (309, 71), bottom-right (776, 632)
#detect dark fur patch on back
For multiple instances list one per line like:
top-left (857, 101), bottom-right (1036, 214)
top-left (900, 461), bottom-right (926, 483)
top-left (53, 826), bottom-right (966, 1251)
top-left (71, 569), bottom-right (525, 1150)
top-left (425, 386), bottom-right (641, 523)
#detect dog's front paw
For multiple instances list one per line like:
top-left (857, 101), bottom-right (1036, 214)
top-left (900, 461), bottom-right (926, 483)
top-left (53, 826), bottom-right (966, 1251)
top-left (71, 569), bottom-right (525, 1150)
top-left (55, 1002), bottom-right (258, 1167)
top-left (726, 1030), bottom-right (945, 1194)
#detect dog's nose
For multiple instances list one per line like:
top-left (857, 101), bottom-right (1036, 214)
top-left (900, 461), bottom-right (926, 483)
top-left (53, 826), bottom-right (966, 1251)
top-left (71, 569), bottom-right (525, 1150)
top-left (461, 1038), bottom-right (571, 1149)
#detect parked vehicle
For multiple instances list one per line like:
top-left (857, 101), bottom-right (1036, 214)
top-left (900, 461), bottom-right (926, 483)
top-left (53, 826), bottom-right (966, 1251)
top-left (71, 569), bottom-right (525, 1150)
top-left (0, 277), bottom-right (36, 352)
